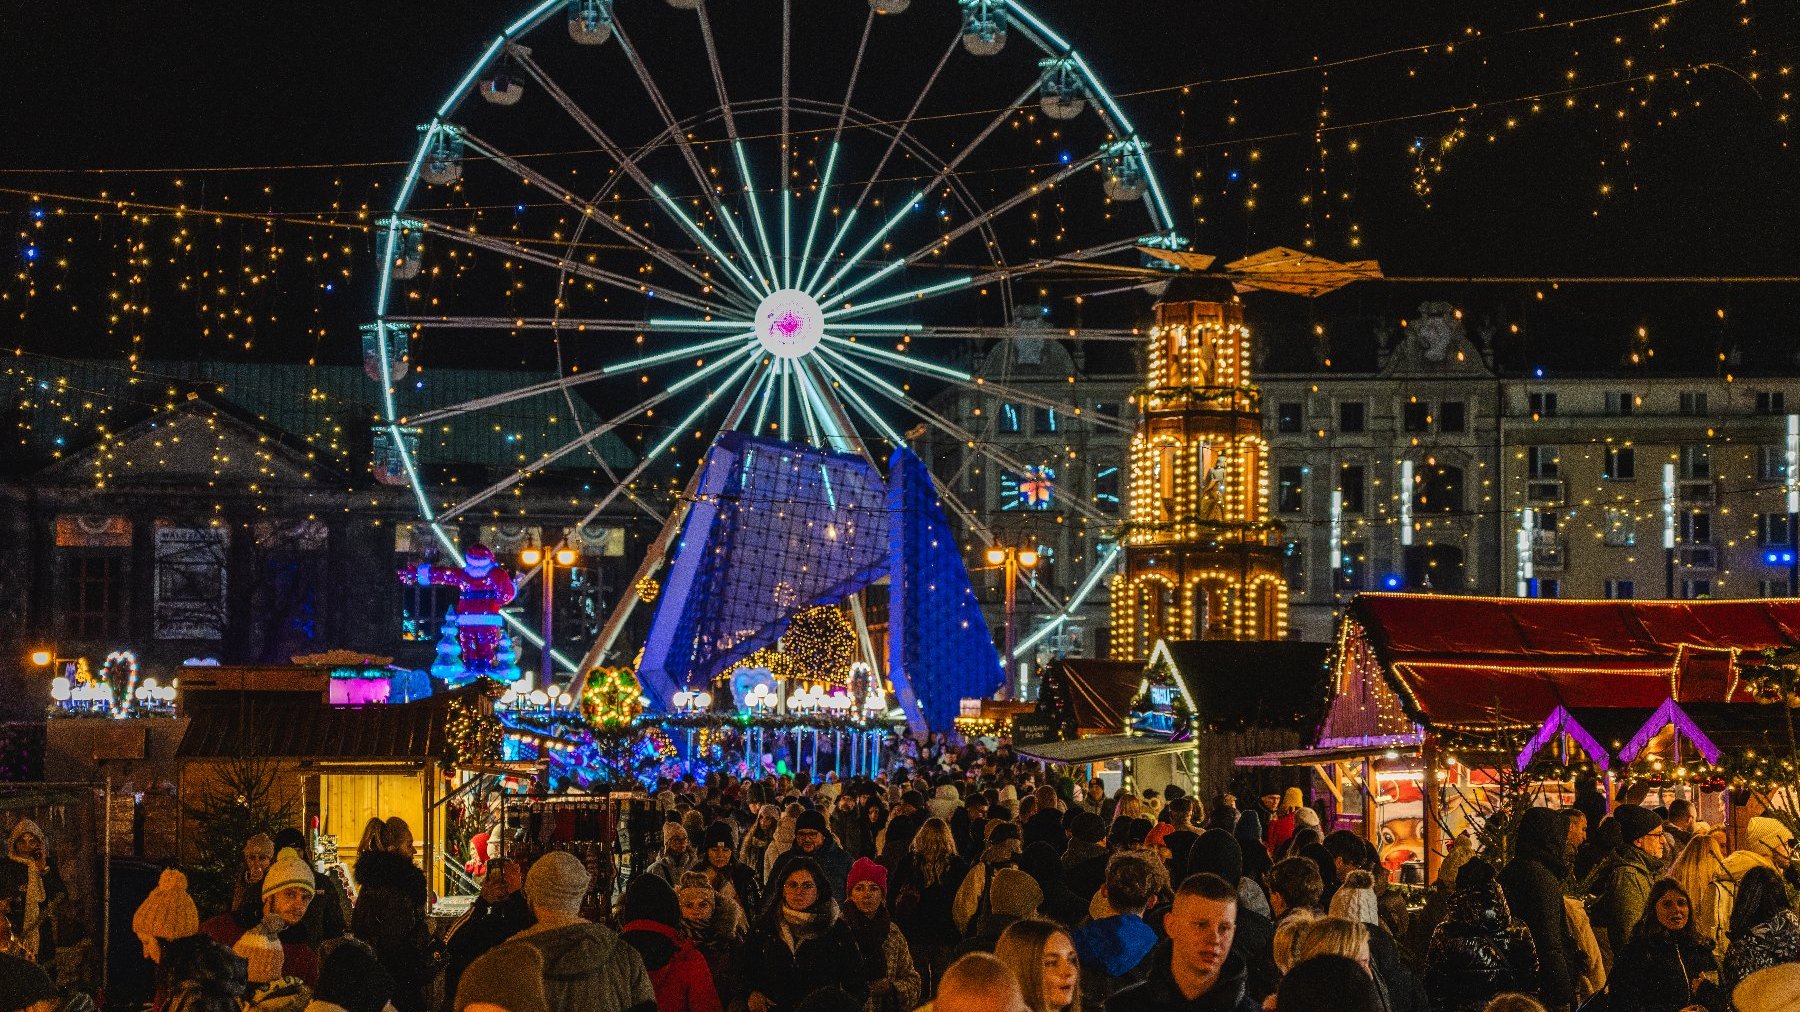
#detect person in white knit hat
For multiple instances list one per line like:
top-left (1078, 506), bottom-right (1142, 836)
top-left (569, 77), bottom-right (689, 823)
top-left (205, 847), bottom-right (319, 989)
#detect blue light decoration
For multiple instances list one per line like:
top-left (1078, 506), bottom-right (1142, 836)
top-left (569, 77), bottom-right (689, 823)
top-left (1764, 550), bottom-right (1796, 566)
top-left (430, 607), bottom-right (469, 684)
top-left (1382, 573), bottom-right (1405, 590)
top-left (886, 446), bottom-right (1005, 731)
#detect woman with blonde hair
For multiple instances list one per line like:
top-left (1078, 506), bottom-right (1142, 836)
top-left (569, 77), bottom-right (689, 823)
top-left (994, 918), bottom-right (1079, 1012)
top-left (1665, 831), bottom-right (1730, 955)
top-left (889, 817), bottom-right (966, 999)
top-left (1110, 792), bottom-right (1144, 825)
top-left (1294, 916), bottom-right (1372, 976)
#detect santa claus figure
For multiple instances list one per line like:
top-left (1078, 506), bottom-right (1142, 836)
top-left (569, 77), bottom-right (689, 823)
top-left (399, 544), bottom-right (517, 673)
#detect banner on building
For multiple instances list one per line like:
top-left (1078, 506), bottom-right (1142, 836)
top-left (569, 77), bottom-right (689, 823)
top-left (154, 526), bottom-right (229, 640)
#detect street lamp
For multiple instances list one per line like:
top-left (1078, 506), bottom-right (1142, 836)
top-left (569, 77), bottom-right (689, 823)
top-left (979, 545), bottom-right (1040, 683)
top-left (520, 542), bottom-right (578, 690)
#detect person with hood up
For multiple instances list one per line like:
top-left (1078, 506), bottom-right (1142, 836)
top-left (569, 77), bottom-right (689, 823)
top-left (651, 821), bottom-right (702, 887)
top-left (619, 875), bottom-right (722, 1012)
top-left (679, 870), bottom-right (744, 1006)
top-left (1719, 816), bottom-right (1795, 938)
top-left (1184, 830), bottom-right (1276, 1001)
top-left (1722, 864), bottom-right (1800, 1000)
top-left (952, 822), bottom-right (1025, 935)
top-left (306, 937), bottom-right (394, 1012)
top-left (508, 851), bottom-right (655, 1012)
top-left (1070, 854), bottom-right (1159, 1012)
top-left (742, 805), bottom-right (782, 876)
top-left (1105, 873), bottom-right (1260, 1012)
top-left (1605, 880), bottom-right (1724, 1012)
top-left (955, 868), bottom-right (1043, 955)
top-left (842, 858), bottom-right (922, 1012)
top-left (768, 811), bottom-right (855, 902)
top-left (735, 856), bottom-right (868, 1012)
top-left (1586, 803), bottom-right (1667, 964)
top-left (1423, 858), bottom-right (1537, 1012)
top-left (0, 821), bottom-right (65, 963)
top-left (1498, 807), bottom-right (1579, 1012)
top-left (763, 806), bottom-right (802, 884)
top-left (1060, 814), bottom-right (1109, 902)
top-left (1018, 842), bottom-right (1086, 928)
top-left (231, 834), bottom-right (277, 916)
top-left (888, 818), bottom-right (965, 1000)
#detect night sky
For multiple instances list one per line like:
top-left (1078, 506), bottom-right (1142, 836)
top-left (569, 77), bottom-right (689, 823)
top-left (4, 0), bottom-right (1798, 379)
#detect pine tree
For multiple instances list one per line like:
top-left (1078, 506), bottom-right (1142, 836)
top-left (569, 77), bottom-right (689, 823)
top-left (182, 757), bottom-right (300, 917)
top-left (431, 607), bottom-right (466, 685)
top-left (491, 633), bottom-right (522, 684)
top-left (1034, 662), bottom-right (1077, 740)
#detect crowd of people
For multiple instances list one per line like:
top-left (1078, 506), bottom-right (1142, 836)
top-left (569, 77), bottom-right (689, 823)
top-left (2, 748), bottom-right (1800, 1012)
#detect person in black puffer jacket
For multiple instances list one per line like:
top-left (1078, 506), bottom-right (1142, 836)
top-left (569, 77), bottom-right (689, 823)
top-left (1607, 880), bottom-right (1724, 1012)
top-left (351, 823), bottom-right (434, 1012)
top-left (1498, 807), bottom-right (1580, 1012)
top-left (1424, 858), bottom-right (1537, 1012)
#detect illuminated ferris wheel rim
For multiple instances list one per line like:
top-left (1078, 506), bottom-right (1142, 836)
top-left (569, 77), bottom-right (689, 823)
top-left (370, 0), bottom-right (1177, 673)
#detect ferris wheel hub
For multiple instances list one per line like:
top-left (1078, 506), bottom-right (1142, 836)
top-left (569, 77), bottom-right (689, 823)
top-left (754, 288), bottom-right (825, 360)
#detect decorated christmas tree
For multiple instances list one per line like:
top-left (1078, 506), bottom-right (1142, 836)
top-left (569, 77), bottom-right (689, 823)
top-left (430, 608), bottom-right (467, 685)
top-left (1034, 662), bottom-right (1077, 741)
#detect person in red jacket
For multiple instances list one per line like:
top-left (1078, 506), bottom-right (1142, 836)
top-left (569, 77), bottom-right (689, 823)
top-left (618, 874), bottom-right (721, 1012)
top-left (1265, 788), bottom-right (1305, 858)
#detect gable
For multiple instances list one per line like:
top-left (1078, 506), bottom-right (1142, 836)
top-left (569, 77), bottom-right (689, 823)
top-left (42, 399), bottom-right (324, 487)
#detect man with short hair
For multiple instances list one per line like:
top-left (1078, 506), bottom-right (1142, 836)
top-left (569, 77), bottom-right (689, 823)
top-left (1588, 803), bottom-right (1666, 960)
top-left (1264, 857), bottom-right (1324, 920)
top-left (1320, 830), bottom-right (1368, 906)
top-left (1562, 808), bottom-right (1588, 867)
top-left (1106, 873), bottom-right (1259, 1012)
top-left (934, 952), bottom-right (1030, 1012)
top-left (1071, 854), bottom-right (1159, 1011)
top-left (1662, 799), bottom-right (1696, 851)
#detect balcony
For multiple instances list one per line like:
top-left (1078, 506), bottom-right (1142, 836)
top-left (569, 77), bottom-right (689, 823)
top-left (1526, 479), bottom-right (1564, 504)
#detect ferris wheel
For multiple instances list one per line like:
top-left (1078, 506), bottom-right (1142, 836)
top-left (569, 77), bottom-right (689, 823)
top-left (368, 0), bottom-right (1177, 679)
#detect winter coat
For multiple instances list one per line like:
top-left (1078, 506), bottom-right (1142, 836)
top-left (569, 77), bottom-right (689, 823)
top-left (1424, 880), bottom-right (1538, 1012)
top-left (1587, 845), bottom-right (1657, 961)
top-left (1723, 909), bottom-right (1800, 1000)
top-left (1607, 930), bottom-right (1723, 1012)
top-left (443, 890), bottom-right (534, 1001)
top-left (861, 922), bottom-right (922, 1012)
top-left (508, 920), bottom-right (657, 1012)
top-left (1072, 914), bottom-right (1158, 1012)
top-left (767, 840), bottom-right (854, 902)
top-left (831, 808), bottom-right (873, 861)
top-left (1104, 943), bottom-right (1260, 1012)
top-left (1060, 840), bottom-right (1108, 901)
top-left (734, 908), bottom-right (869, 1010)
top-left (351, 852), bottom-right (434, 1012)
top-left (1499, 807), bottom-right (1579, 1008)
top-left (709, 861), bottom-right (764, 922)
top-left (889, 854), bottom-right (966, 943)
top-left (648, 849), bottom-right (701, 888)
top-left (620, 918), bottom-right (722, 1012)
top-left (1369, 924), bottom-right (1428, 1012)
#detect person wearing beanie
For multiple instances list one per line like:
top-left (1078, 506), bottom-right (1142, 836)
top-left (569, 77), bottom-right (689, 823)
top-left (698, 821), bottom-right (761, 922)
top-left (305, 937), bottom-right (392, 1012)
top-left (444, 857), bottom-right (534, 1003)
top-left (509, 851), bottom-right (655, 1012)
top-left (233, 833), bottom-right (277, 915)
top-left (650, 821), bottom-right (700, 888)
top-left (1588, 803), bottom-right (1667, 959)
top-left (1424, 858), bottom-right (1538, 1012)
top-left (767, 809), bottom-right (853, 902)
top-left (134, 868), bottom-right (201, 963)
top-left (233, 924), bottom-right (286, 987)
top-left (956, 868), bottom-right (1043, 956)
top-left (737, 856), bottom-right (868, 1012)
top-left (1275, 954), bottom-right (1379, 1012)
top-left (455, 942), bottom-right (549, 1012)
top-left (200, 847), bottom-right (319, 990)
top-left (1183, 831), bottom-right (1277, 1001)
top-left (841, 857), bottom-right (922, 1012)
top-left (619, 876), bottom-right (721, 1012)
top-left (0, 820), bottom-right (65, 963)
top-left (273, 829), bottom-right (347, 950)
top-left (1265, 788), bottom-right (1305, 858)
top-left (1733, 962), bottom-right (1800, 1012)
top-left (0, 952), bottom-right (60, 1012)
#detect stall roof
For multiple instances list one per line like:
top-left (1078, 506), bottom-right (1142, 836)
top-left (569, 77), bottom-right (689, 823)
top-left (1235, 744), bottom-right (1406, 768)
top-left (177, 692), bottom-right (458, 761)
top-left (1015, 733), bottom-right (1194, 766)
top-left (1055, 659), bottom-right (1143, 734)
top-left (1150, 640), bottom-right (1332, 732)
top-left (1347, 595), bottom-right (1799, 731)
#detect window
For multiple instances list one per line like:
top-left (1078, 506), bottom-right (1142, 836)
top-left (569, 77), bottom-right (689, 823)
top-left (1403, 401), bottom-right (1432, 433)
top-left (1680, 444), bottom-right (1712, 480)
top-left (1417, 464), bottom-right (1463, 514)
top-left (1683, 578), bottom-right (1713, 599)
top-left (1604, 447), bottom-right (1636, 481)
top-left (1093, 401), bottom-right (1121, 420)
top-left (1277, 466), bottom-right (1306, 513)
top-left (1338, 465), bottom-right (1366, 514)
top-left (1680, 510), bottom-right (1713, 545)
top-left (1605, 391), bottom-right (1635, 416)
top-left (1277, 402), bottom-right (1304, 433)
top-left (1603, 508), bottom-right (1637, 547)
top-left (1529, 391), bottom-right (1558, 417)
top-left (1679, 391), bottom-right (1709, 416)
top-left (1760, 446), bottom-right (1788, 483)
top-left (1760, 514), bottom-right (1794, 546)
top-left (1535, 578), bottom-right (1561, 599)
top-left (1759, 391), bottom-right (1787, 415)
top-left (1760, 579), bottom-right (1791, 597)
top-left (997, 403), bottom-right (1022, 433)
top-left (1092, 465), bottom-right (1120, 514)
top-left (61, 551), bottom-right (129, 641)
top-left (1032, 406), bottom-right (1059, 434)
top-left (1338, 401), bottom-right (1365, 433)
top-left (1605, 579), bottom-right (1635, 600)
top-left (1283, 541), bottom-right (1307, 596)
top-left (1335, 542), bottom-right (1366, 591)
top-left (1439, 401), bottom-right (1467, 432)
top-left (1528, 447), bottom-right (1559, 479)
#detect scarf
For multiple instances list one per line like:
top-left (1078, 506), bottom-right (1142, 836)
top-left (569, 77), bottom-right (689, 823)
top-left (777, 901), bottom-right (834, 953)
top-left (841, 904), bottom-right (892, 972)
top-left (10, 855), bottom-right (44, 958)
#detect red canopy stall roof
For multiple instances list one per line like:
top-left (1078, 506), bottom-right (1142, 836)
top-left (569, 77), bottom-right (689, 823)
top-left (1320, 594), bottom-right (1800, 737)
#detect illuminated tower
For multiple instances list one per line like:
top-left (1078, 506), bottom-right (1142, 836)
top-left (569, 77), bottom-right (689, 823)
top-left (1111, 278), bottom-right (1287, 659)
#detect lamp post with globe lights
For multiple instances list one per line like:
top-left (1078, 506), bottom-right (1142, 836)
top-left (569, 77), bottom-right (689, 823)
top-left (520, 543), bottom-right (579, 692)
top-left (980, 545), bottom-right (1040, 696)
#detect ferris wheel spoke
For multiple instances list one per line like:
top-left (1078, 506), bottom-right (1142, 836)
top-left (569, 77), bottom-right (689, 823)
top-left (433, 344), bottom-right (757, 524)
top-left (823, 335), bottom-right (1132, 434)
top-left (694, 1), bottom-right (780, 288)
top-left (803, 33), bottom-right (960, 294)
top-left (400, 331), bottom-right (752, 427)
top-left (824, 236), bottom-right (1145, 322)
top-left (454, 129), bottom-right (747, 313)
top-left (409, 218), bottom-right (725, 316)
top-left (384, 315), bottom-right (748, 335)
top-left (824, 322), bottom-right (1142, 342)
top-left (612, 17), bottom-right (771, 298)
top-left (811, 353), bottom-right (903, 448)
top-left (831, 151), bottom-right (1101, 306)
top-left (819, 346), bottom-right (1111, 524)
top-left (796, 11), bottom-right (873, 289)
top-left (816, 77), bottom-right (1042, 303)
